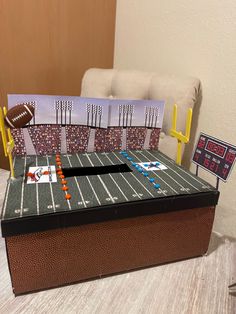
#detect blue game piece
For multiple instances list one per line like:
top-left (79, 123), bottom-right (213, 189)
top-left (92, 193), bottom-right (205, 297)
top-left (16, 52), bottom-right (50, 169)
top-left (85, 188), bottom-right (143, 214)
top-left (155, 162), bottom-right (160, 166)
top-left (149, 178), bottom-right (155, 183)
top-left (127, 157), bottom-right (132, 161)
top-left (132, 162), bottom-right (136, 166)
top-left (138, 168), bottom-right (143, 173)
top-left (143, 172), bottom-right (149, 177)
top-left (154, 183), bottom-right (160, 189)
top-left (135, 165), bottom-right (139, 169)
top-left (144, 163), bottom-right (149, 167)
top-left (123, 153), bottom-right (128, 157)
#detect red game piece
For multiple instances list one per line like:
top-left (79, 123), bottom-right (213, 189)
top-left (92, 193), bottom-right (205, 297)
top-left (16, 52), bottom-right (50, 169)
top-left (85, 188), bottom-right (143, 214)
top-left (57, 171), bottom-right (63, 175)
top-left (60, 175), bottom-right (65, 179)
top-left (62, 186), bottom-right (68, 191)
top-left (56, 168), bottom-right (61, 173)
top-left (56, 158), bottom-right (61, 162)
top-left (26, 172), bottom-right (33, 177)
top-left (65, 194), bottom-right (71, 200)
top-left (43, 171), bottom-right (49, 175)
top-left (61, 180), bottom-right (67, 185)
top-left (57, 162), bottom-right (62, 166)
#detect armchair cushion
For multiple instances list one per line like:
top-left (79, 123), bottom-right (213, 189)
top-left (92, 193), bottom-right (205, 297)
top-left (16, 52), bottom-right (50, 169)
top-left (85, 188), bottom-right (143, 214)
top-left (81, 68), bottom-right (201, 161)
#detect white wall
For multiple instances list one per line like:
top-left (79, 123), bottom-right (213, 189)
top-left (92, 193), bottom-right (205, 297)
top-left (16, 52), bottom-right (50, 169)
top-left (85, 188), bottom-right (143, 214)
top-left (114, 0), bottom-right (236, 236)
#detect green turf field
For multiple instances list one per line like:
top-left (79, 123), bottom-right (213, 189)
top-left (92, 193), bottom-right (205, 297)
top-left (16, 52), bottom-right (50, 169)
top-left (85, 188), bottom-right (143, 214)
top-left (1, 150), bottom-right (216, 221)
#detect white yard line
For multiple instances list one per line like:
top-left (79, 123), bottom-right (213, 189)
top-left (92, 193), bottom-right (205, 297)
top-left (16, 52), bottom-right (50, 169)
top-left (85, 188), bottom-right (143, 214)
top-left (158, 151), bottom-right (211, 190)
top-left (46, 156), bottom-right (56, 212)
top-left (76, 153), bottom-right (101, 205)
top-left (20, 156), bottom-right (27, 217)
top-left (35, 155), bottom-right (39, 215)
top-left (129, 151), bottom-right (172, 196)
top-left (2, 157), bottom-right (15, 219)
top-left (135, 150), bottom-right (187, 193)
top-left (104, 153), bottom-right (141, 199)
top-left (145, 150), bottom-right (201, 192)
top-left (94, 153), bottom-right (129, 201)
top-left (112, 152), bottom-right (154, 197)
top-left (66, 155), bottom-right (86, 208)
top-left (85, 153), bottom-right (115, 203)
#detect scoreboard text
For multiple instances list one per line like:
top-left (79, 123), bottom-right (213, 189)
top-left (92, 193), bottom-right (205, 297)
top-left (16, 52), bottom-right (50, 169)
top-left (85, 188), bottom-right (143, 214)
top-left (192, 133), bottom-right (236, 181)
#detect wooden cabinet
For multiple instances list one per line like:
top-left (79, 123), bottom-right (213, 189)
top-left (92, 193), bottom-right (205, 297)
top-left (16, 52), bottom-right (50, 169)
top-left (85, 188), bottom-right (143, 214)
top-left (0, 0), bottom-right (116, 169)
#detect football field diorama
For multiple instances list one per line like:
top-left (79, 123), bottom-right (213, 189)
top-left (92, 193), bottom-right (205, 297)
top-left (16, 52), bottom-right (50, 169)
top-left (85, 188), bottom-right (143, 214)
top-left (1, 94), bottom-right (220, 295)
top-left (2, 149), bottom-right (218, 236)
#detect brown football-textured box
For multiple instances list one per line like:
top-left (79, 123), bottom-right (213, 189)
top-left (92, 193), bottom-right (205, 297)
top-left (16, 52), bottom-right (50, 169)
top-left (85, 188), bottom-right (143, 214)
top-left (4, 205), bottom-right (216, 295)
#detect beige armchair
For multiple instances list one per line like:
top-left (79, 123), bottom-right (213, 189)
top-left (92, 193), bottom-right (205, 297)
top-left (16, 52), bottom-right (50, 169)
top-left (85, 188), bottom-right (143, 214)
top-left (81, 68), bottom-right (201, 165)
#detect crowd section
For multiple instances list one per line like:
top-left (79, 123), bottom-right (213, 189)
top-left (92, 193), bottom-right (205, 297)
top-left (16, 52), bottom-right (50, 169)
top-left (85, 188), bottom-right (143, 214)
top-left (104, 127), bottom-right (123, 151)
top-left (126, 127), bottom-right (146, 150)
top-left (94, 127), bottom-right (122, 152)
top-left (93, 128), bottom-right (106, 151)
top-left (11, 129), bottom-right (26, 156)
top-left (11, 125), bottom-right (161, 155)
top-left (28, 125), bottom-right (61, 155)
top-left (65, 126), bottom-right (89, 153)
top-left (149, 128), bottom-right (161, 150)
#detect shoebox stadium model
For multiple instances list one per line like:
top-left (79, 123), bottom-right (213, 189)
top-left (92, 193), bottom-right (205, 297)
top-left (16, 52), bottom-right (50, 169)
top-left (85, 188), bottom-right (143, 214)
top-left (1, 95), bottom-right (219, 295)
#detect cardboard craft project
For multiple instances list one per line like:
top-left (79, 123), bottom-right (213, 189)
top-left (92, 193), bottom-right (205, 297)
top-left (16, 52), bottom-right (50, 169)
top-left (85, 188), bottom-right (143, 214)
top-left (1, 95), bottom-right (219, 295)
top-left (8, 95), bottom-right (165, 155)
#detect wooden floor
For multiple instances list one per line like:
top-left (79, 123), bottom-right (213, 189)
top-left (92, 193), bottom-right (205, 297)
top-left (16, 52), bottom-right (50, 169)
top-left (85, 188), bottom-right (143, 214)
top-left (0, 169), bottom-right (235, 314)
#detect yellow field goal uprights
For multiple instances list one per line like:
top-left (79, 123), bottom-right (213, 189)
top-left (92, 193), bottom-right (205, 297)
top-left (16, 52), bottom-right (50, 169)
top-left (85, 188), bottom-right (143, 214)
top-left (170, 104), bottom-right (192, 166)
top-left (0, 106), bottom-right (15, 178)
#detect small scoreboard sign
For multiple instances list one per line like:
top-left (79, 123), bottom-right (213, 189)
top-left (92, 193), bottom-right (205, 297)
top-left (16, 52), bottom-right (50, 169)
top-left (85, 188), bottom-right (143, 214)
top-left (192, 133), bottom-right (236, 182)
